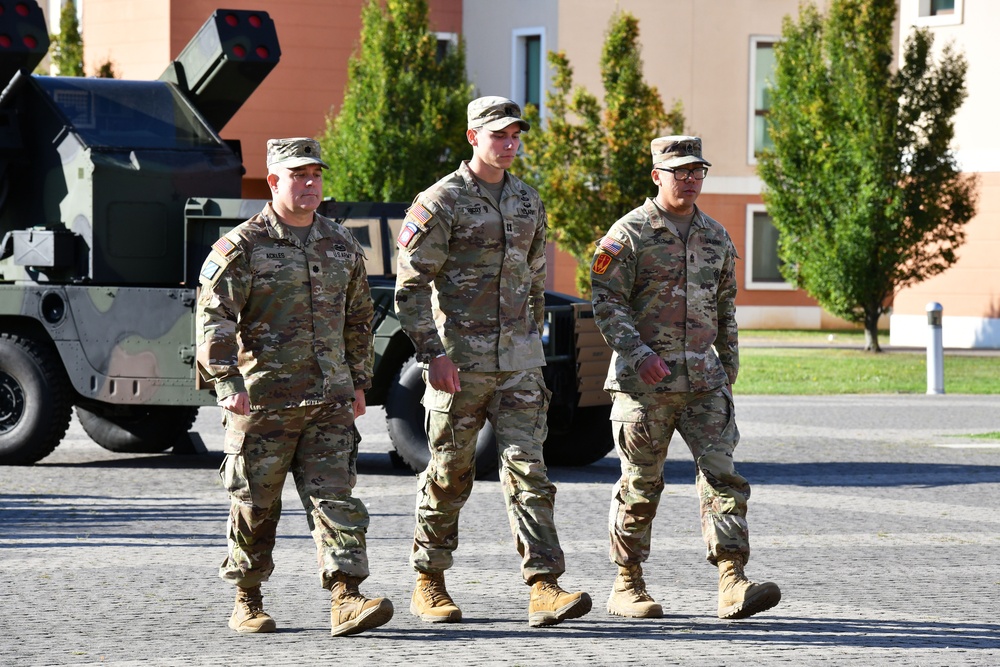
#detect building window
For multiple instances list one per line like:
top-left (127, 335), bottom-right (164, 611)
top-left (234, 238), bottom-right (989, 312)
top-left (511, 28), bottom-right (545, 116)
top-left (435, 32), bottom-right (457, 62)
top-left (748, 37), bottom-right (776, 164)
top-left (929, 0), bottom-right (955, 15)
top-left (745, 205), bottom-right (793, 290)
top-left (915, 0), bottom-right (963, 25)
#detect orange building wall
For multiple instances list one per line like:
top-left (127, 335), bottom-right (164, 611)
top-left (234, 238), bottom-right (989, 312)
top-left (82, 0), bottom-right (463, 197)
top-left (893, 172), bottom-right (1000, 318)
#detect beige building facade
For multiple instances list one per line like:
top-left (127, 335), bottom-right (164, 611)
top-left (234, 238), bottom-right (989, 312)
top-left (466, 0), bottom-right (994, 345)
top-left (889, 0), bottom-right (999, 348)
top-left (51, 0), bottom-right (992, 344)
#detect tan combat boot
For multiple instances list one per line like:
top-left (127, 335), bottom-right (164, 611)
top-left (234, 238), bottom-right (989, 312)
top-left (410, 571), bottom-right (462, 623)
top-left (717, 554), bottom-right (781, 620)
top-left (607, 564), bottom-right (663, 618)
top-left (229, 585), bottom-right (276, 634)
top-left (527, 574), bottom-right (593, 627)
top-left (329, 573), bottom-right (394, 637)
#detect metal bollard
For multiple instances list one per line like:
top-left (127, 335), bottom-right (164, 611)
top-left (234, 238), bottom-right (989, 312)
top-left (926, 302), bottom-right (944, 395)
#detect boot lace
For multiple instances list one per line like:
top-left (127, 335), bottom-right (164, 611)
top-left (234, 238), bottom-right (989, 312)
top-left (621, 565), bottom-right (654, 602)
top-left (419, 574), bottom-right (454, 607)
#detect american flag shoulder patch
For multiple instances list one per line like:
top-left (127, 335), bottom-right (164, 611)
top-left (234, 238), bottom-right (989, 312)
top-left (598, 236), bottom-right (624, 256)
top-left (212, 236), bottom-right (237, 256)
top-left (407, 203), bottom-right (433, 225)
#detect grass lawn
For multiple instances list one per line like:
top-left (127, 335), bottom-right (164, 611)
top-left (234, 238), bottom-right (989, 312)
top-left (737, 330), bottom-right (1000, 395)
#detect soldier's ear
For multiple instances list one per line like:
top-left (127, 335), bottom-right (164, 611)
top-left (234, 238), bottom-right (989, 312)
top-left (467, 128), bottom-right (479, 146)
top-left (266, 172), bottom-right (279, 192)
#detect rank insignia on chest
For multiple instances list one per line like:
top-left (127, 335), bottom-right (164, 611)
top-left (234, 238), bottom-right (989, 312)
top-left (593, 253), bottom-right (613, 275)
top-left (397, 220), bottom-right (420, 248)
top-left (598, 236), bottom-right (624, 256)
top-left (212, 237), bottom-right (236, 256)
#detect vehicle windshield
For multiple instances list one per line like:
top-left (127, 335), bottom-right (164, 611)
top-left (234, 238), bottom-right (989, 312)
top-left (36, 77), bottom-right (221, 150)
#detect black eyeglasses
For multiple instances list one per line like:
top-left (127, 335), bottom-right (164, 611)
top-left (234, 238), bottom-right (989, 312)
top-left (656, 166), bottom-right (709, 181)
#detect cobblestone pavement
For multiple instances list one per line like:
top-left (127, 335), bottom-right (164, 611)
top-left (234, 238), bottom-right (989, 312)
top-left (2, 394), bottom-right (999, 666)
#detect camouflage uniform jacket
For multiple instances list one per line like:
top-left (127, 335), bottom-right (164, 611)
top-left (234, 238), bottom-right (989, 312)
top-left (591, 199), bottom-right (738, 395)
top-left (196, 202), bottom-right (374, 410)
top-left (394, 161), bottom-right (546, 371)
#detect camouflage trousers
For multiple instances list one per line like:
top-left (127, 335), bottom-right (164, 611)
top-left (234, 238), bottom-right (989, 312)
top-left (412, 367), bottom-right (566, 583)
top-left (218, 403), bottom-right (369, 590)
top-left (609, 385), bottom-right (750, 567)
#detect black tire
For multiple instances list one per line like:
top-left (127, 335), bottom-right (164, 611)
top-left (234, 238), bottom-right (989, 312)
top-left (543, 404), bottom-right (614, 467)
top-left (0, 334), bottom-right (73, 465)
top-left (77, 404), bottom-right (199, 454)
top-left (385, 355), bottom-right (498, 478)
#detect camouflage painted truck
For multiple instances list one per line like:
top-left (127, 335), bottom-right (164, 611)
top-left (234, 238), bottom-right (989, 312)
top-left (0, 2), bottom-right (614, 475)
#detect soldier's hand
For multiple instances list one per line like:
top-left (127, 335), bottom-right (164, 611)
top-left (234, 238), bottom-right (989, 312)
top-left (354, 388), bottom-right (367, 418)
top-left (428, 355), bottom-right (461, 394)
top-left (220, 391), bottom-right (250, 415)
top-left (638, 355), bottom-right (670, 385)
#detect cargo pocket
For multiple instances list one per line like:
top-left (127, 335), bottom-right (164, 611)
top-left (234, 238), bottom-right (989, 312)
top-left (223, 427), bottom-right (246, 455)
top-left (421, 384), bottom-right (454, 435)
top-left (719, 384), bottom-right (740, 450)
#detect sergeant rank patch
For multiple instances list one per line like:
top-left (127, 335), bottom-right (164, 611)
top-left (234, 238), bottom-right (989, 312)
top-left (593, 253), bottom-right (613, 275)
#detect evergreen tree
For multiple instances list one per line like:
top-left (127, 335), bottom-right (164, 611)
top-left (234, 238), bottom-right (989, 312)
top-left (757, 0), bottom-right (977, 351)
top-left (318, 0), bottom-right (471, 202)
top-left (51, 0), bottom-right (84, 77)
top-left (521, 11), bottom-right (682, 295)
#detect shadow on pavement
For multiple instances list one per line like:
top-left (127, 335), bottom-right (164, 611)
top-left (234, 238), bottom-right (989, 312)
top-left (547, 458), bottom-right (1000, 488)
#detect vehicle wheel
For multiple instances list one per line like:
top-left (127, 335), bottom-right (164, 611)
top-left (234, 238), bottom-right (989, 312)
top-left (543, 404), bottom-right (614, 466)
top-left (0, 334), bottom-right (73, 465)
top-left (77, 404), bottom-right (199, 454)
top-left (385, 355), bottom-right (498, 478)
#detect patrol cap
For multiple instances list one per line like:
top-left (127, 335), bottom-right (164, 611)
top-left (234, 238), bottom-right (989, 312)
top-left (650, 135), bottom-right (712, 168)
top-left (266, 137), bottom-right (330, 170)
top-left (467, 96), bottom-right (530, 132)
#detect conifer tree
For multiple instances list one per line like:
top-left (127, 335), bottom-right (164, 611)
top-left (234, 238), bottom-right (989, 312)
top-left (319, 0), bottom-right (471, 202)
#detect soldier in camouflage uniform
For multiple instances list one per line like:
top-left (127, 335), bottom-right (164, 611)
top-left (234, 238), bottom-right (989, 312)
top-left (591, 136), bottom-right (781, 620)
top-left (197, 138), bottom-right (393, 637)
top-left (394, 97), bottom-right (592, 627)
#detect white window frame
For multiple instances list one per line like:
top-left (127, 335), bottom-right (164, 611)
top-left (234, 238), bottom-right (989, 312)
top-left (435, 31), bottom-right (458, 58)
top-left (747, 35), bottom-right (779, 166)
top-left (913, 0), bottom-right (964, 26)
top-left (510, 27), bottom-right (546, 120)
top-left (745, 204), bottom-right (794, 291)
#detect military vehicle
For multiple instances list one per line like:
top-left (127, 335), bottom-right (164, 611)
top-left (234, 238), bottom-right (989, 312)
top-left (0, 2), bottom-right (614, 476)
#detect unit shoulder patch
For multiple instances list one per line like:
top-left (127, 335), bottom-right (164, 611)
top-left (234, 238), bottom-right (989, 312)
top-left (201, 260), bottom-right (221, 281)
top-left (397, 220), bottom-right (421, 248)
top-left (592, 253), bottom-right (613, 275)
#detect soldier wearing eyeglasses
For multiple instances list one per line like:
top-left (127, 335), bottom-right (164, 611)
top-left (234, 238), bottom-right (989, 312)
top-left (590, 136), bottom-right (781, 621)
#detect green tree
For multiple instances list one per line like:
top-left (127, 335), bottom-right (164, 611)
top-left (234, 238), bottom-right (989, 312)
top-left (318, 0), bottom-right (471, 202)
top-left (757, 0), bottom-right (977, 351)
top-left (521, 11), bottom-right (682, 295)
top-left (94, 57), bottom-right (118, 78)
top-left (50, 0), bottom-right (84, 77)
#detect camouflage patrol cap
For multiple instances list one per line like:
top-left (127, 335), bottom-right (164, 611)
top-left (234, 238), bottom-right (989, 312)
top-left (266, 137), bottom-right (330, 170)
top-left (651, 135), bottom-right (712, 168)
top-left (467, 96), bottom-right (530, 132)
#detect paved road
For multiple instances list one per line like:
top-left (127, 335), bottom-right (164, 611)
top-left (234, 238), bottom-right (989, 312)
top-left (3, 394), bottom-right (999, 666)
